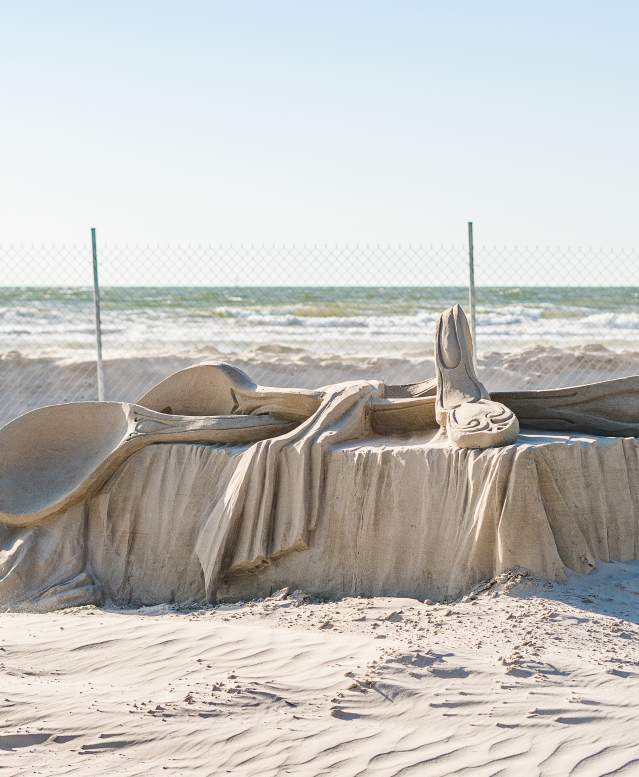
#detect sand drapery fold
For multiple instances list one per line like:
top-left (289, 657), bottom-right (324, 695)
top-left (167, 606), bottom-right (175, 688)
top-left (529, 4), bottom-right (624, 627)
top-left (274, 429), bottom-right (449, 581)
top-left (194, 380), bottom-right (383, 598)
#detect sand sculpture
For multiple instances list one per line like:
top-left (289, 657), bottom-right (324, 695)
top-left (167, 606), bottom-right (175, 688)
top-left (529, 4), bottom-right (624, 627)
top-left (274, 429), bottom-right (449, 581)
top-left (434, 304), bottom-right (519, 448)
top-left (2, 304), bottom-right (639, 609)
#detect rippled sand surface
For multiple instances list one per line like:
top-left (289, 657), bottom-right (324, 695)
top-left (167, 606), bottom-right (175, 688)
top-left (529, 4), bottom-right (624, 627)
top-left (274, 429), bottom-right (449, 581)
top-left (2, 561), bottom-right (639, 776)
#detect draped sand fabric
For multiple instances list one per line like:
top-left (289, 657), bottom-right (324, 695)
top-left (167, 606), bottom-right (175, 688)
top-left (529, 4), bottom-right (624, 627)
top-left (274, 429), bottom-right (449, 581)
top-left (2, 381), bottom-right (639, 610)
top-left (194, 380), bottom-right (383, 597)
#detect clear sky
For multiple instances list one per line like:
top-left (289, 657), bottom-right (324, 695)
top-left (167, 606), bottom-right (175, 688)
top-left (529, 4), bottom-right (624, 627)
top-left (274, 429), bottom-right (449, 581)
top-left (2, 1), bottom-right (638, 250)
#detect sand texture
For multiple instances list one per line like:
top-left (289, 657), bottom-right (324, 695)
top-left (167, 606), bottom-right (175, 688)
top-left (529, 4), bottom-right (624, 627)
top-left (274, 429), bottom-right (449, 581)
top-left (2, 426), bottom-right (639, 610)
top-left (1, 562), bottom-right (639, 775)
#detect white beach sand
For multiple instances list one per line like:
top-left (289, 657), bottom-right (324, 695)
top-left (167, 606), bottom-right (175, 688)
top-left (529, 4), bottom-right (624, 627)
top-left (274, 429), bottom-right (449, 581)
top-left (2, 561), bottom-right (639, 776)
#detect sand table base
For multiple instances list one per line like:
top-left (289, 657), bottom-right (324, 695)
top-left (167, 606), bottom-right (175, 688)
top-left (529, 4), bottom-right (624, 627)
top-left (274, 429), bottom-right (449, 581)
top-left (2, 430), bottom-right (639, 610)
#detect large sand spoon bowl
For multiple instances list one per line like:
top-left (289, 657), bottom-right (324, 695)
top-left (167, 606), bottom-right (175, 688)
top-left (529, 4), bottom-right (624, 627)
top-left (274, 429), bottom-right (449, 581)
top-left (0, 402), bottom-right (296, 527)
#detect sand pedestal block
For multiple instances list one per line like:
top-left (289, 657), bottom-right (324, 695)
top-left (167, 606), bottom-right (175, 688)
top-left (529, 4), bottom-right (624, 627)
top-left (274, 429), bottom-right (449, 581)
top-left (218, 430), bottom-right (639, 601)
top-left (3, 430), bottom-right (639, 609)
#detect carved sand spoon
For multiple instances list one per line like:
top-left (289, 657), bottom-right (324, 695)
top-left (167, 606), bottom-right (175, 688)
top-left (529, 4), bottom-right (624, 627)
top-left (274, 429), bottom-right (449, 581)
top-left (0, 402), bottom-right (296, 527)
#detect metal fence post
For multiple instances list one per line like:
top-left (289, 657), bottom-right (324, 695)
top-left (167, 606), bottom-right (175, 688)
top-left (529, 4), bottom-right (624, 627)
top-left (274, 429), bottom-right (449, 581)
top-left (91, 227), bottom-right (105, 400)
top-left (467, 221), bottom-right (477, 355)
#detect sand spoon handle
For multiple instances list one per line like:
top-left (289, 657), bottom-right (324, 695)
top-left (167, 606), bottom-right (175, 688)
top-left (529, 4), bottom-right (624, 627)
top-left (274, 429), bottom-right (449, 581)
top-left (126, 404), bottom-right (296, 442)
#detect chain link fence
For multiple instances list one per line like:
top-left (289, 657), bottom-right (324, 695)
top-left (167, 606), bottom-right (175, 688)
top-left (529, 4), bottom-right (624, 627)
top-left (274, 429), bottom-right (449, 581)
top-left (2, 241), bottom-right (639, 427)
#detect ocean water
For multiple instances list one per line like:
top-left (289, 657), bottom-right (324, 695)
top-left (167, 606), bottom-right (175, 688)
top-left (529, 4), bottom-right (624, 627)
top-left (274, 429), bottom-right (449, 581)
top-left (1, 286), bottom-right (639, 359)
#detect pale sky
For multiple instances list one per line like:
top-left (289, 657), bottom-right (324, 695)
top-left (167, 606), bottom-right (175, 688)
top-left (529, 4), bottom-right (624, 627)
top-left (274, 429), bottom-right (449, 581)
top-left (2, 2), bottom-right (638, 260)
